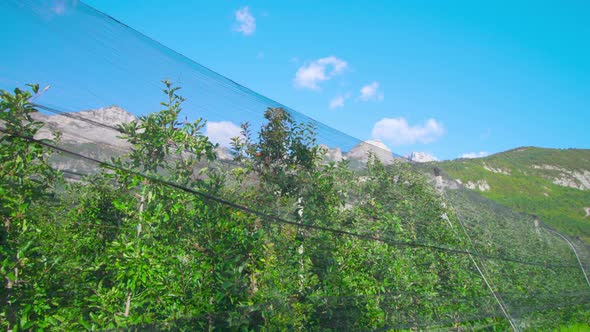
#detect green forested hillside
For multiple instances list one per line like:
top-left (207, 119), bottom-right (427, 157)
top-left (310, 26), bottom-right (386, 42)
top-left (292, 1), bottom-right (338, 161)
top-left (436, 147), bottom-right (590, 242)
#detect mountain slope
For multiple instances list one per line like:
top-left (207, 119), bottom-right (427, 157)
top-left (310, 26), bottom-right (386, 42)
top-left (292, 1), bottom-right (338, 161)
top-left (435, 147), bottom-right (590, 242)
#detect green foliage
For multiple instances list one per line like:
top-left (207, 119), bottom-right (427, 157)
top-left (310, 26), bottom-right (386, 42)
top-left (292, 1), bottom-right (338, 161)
top-left (118, 80), bottom-right (216, 176)
top-left (0, 84), bottom-right (62, 330)
top-left (0, 84), bottom-right (587, 331)
top-left (231, 107), bottom-right (320, 199)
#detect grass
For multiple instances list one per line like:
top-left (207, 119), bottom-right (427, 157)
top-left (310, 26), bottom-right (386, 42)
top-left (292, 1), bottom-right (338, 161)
top-left (559, 323), bottom-right (590, 332)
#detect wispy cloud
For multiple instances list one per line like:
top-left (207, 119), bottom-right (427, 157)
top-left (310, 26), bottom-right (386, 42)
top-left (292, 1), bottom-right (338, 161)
top-left (480, 128), bottom-right (492, 140)
top-left (206, 121), bottom-right (242, 147)
top-left (49, 0), bottom-right (78, 16)
top-left (234, 6), bottom-right (256, 36)
top-left (371, 117), bottom-right (445, 146)
top-left (294, 56), bottom-right (348, 90)
top-left (358, 81), bottom-right (383, 102)
top-left (31, 0), bottom-right (78, 17)
top-left (52, 0), bottom-right (67, 14)
top-left (329, 93), bottom-right (350, 109)
top-left (460, 151), bottom-right (489, 159)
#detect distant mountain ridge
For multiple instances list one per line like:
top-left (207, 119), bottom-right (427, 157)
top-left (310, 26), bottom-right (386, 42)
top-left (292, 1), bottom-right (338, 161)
top-left (33, 106), bottom-right (134, 147)
top-left (33, 107), bottom-right (589, 243)
top-left (33, 106), bottom-right (403, 171)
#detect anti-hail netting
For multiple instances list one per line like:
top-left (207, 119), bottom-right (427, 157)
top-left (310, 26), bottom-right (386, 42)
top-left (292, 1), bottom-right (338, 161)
top-left (1, 1), bottom-right (589, 331)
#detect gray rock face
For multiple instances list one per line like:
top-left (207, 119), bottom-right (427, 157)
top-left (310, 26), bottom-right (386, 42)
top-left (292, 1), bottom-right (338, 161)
top-left (319, 144), bottom-right (343, 162)
top-left (33, 106), bottom-right (135, 148)
top-left (215, 146), bottom-right (234, 161)
top-left (28, 106), bottom-right (136, 176)
top-left (532, 164), bottom-right (590, 190)
top-left (483, 163), bottom-right (511, 175)
top-left (465, 179), bottom-right (491, 192)
top-left (74, 106), bottom-right (136, 127)
top-left (406, 151), bottom-right (437, 163)
top-left (346, 140), bottom-right (394, 165)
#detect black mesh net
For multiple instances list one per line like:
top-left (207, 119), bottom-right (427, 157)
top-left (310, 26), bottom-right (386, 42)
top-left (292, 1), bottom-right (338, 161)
top-left (1, 1), bottom-right (589, 331)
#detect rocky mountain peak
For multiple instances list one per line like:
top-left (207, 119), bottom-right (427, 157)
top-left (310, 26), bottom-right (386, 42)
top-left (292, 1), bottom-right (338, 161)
top-left (33, 105), bottom-right (135, 147)
top-left (75, 106), bottom-right (137, 127)
top-left (346, 139), bottom-right (394, 165)
top-left (214, 146), bottom-right (235, 161)
top-left (319, 144), bottom-right (343, 162)
top-left (406, 151), bottom-right (437, 163)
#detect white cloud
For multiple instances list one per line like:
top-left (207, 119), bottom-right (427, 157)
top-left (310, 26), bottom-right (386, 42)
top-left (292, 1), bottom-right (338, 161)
top-left (51, 0), bottom-right (78, 15)
top-left (358, 81), bottom-right (384, 102)
top-left (460, 151), bottom-right (489, 159)
top-left (371, 117), bottom-right (445, 146)
top-left (234, 6), bottom-right (256, 36)
top-left (52, 1), bottom-right (66, 14)
top-left (329, 96), bottom-right (346, 109)
top-left (329, 93), bottom-right (350, 109)
top-left (294, 56), bottom-right (348, 90)
top-left (205, 121), bottom-right (242, 147)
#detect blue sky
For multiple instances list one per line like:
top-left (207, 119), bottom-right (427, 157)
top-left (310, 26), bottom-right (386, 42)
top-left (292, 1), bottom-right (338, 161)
top-left (3, 1), bottom-right (590, 160)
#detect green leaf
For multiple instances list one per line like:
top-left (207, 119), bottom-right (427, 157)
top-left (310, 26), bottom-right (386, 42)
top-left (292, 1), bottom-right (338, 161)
top-left (26, 83), bottom-right (39, 94)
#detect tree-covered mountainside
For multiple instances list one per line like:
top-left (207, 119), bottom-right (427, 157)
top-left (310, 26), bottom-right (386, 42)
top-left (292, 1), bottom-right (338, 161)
top-left (1, 84), bottom-right (589, 331)
top-left (434, 148), bottom-right (590, 242)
